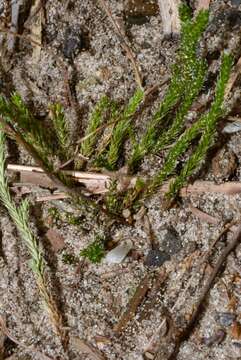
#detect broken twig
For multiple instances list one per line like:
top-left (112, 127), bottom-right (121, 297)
top-left (169, 223), bottom-right (241, 359)
top-left (7, 163), bottom-right (241, 197)
top-left (113, 274), bottom-right (151, 335)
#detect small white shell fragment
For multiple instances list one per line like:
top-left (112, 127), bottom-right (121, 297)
top-left (223, 121), bottom-right (241, 134)
top-left (104, 240), bottom-right (133, 264)
top-left (122, 208), bottom-right (131, 219)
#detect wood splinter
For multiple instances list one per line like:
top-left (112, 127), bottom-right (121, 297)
top-left (113, 274), bottom-right (151, 335)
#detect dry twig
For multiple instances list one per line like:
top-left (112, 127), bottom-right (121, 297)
top-left (168, 222), bottom-right (241, 359)
top-left (189, 205), bottom-right (220, 225)
top-left (7, 163), bottom-right (241, 197)
top-left (146, 220), bottom-right (237, 357)
top-left (113, 274), bottom-right (151, 335)
top-left (196, 0), bottom-right (211, 11)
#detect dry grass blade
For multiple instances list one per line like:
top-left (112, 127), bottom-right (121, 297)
top-left (8, 163), bottom-right (241, 198)
top-left (158, 0), bottom-right (181, 35)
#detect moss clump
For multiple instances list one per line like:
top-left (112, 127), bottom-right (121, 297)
top-left (62, 252), bottom-right (78, 265)
top-left (80, 238), bottom-right (105, 263)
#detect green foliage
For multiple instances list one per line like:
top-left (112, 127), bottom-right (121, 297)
top-left (0, 93), bottom-right (54, 166)
top-left (0, 130), bottom-right (43, 275)
top-left (81, 95), bottom-right (111, 158)
top-left (62, 251), bottom-right (78, 265)
top-left (145, 54), bottom-right (233, 199)
top-left (80, 238), bottom-right (105, 263)
top-left (104, 180), bottom-right (123, 215)
top-left (50, 103), bottom-right (70, 156)
top-left (179, 3), bottom-right (192, 22)
top-left (65, 212), bottom-right (82, 225)
top-left (166, 54), bottom-right (233, 199)
top-left (106, 88), bottom-right (144, 170)
top-left (154, 60), bottom-right (207, 153)
top-left (48, 206), bottom-right (60, 218)
top-left (128, 7), bottom-right (209, 172)
top-left (0, 5), bottom-right (235, 218)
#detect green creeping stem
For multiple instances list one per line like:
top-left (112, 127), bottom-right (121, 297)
top-left (154, 59), bottom-right (207, 153)
top-left (166, 54), bottom-right (233, 199)
top-left (106, 88), bottom-right (144, 170)
top-left (0, 131), bottom-right (43, 275)
top-left (128, 7), bottom-right (209, 172)
top-left (50, 103), bottom-right (70, 156)
top-left (0, 93), bottom-right (54, 167)
top-left (145, 53), bottom-right (233, 199)
top-left (81, 95), bottom-right (111, 158)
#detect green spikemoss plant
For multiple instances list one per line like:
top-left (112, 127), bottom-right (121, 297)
top-left (0, 5), bottom-right (234, 218)
top-left (0, 131), bottom-right (67, 347)
top-left (80, 238), bottom-right (105, 263)
top-left (128, 7), bottom-right (209, 172)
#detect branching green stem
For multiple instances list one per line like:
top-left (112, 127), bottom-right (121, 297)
top-left (145, 53), bottom-right (233, 199)
top-left (0, 131), bottom-right (67, 347)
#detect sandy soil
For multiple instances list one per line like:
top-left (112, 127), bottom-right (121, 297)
top-left (1, 0), bottom-right (241, 359)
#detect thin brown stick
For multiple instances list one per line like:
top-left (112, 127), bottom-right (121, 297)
top-left (97, 0), bottom-right (143, 88)
top-left (113, 274), bottom-right (151, 335)
top-left (8, 162), bottom-right (241, 197)
top-left (147, 221), bottom-right (236, 356)
top-left (168, 223), bottom-right (241, 360)
top-left (0, 26), bottom-right (42, 47)
top-left (36, 193), bottom-right (69, 202)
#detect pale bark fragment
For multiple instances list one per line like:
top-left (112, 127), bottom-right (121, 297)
top-left (158, 0), bottom-right (181, 36)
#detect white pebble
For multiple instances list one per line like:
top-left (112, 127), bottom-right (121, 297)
top-left (104, 240), bottom-right (133, 264)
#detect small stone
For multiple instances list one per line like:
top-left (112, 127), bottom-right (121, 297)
top-left (144, 351), bottom-right (155, 359)
top-left (215, 312), bottom-right (236, 327)
top-left (223, 121), bottom-right (241, 134)
top-left (63, 28), bottom-right (88, 59)
top-left (202, 329), bottom-right (226, 347)
top-left (122, 208), bottom-right (131, 219)
top-left (162, 227), bottom-right (182, 256)
top-left (144, 249), bottom-right (170, 267)
top-left (104, 240), bottom-right (133, 264)
top-left (124, 0), bottom-right (159, 25)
